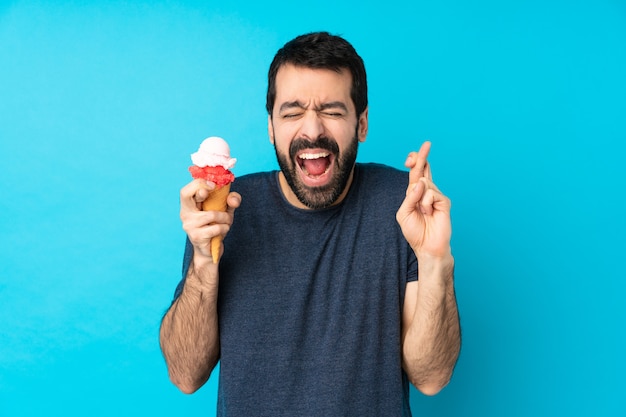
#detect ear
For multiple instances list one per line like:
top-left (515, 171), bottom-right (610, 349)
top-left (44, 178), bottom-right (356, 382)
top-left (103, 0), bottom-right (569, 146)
top-left (357, 106), bottom-right (369, 143)
top-left (268, 115), bottom-right (275, 144)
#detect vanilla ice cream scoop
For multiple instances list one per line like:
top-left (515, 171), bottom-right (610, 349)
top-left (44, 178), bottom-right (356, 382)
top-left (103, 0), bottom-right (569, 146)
top-left (191, 136), bottom-right (237, 169)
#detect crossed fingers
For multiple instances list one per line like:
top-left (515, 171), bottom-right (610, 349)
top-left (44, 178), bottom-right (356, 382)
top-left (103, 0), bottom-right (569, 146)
top-left (406, 141), bottom-right (433, 186)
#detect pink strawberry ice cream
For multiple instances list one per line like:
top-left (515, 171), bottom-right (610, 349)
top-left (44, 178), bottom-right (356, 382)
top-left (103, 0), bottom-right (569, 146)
top-left (188, 136), bottom-right (236, 186)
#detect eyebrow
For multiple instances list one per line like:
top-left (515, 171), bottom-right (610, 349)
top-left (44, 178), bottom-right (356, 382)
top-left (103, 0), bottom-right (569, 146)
top-left (278, 100), bottom-right (348, 113)
top-left (279, 101), bottom-right (305, 113)
top-left (319, 101), bottom-right (348, 112)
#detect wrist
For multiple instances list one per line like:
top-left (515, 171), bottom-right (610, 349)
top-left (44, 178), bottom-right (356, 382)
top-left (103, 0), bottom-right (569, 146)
top-left (187, 252), bottom-right (220, 288)
top-left (416, 252), bottom-right (454, 285)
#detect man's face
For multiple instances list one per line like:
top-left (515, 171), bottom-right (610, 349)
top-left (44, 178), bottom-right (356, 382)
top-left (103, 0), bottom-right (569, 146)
top-left (269, 64), bottom-right (368, 209)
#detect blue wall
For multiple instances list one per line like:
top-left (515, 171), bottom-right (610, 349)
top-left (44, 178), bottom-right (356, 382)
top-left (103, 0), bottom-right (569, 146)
top-left (1, 1), bottom-right (624, 415)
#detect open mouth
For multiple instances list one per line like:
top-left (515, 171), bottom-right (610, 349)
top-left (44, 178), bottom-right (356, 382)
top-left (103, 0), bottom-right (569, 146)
top-left (296, 150), bottom-right (333, 183)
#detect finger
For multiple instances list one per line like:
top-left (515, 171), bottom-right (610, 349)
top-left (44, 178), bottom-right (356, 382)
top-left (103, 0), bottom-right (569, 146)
top-left (227, 192), bottom-right (242, 213)
top-left (182, 210), bottom-right (216, 234)
top-left (181, 179), bottom-right (215, 211)
top-left (406, 141), bottom-right (432, 184)
top-left (419, 179), bottom-right (451, 215)
top-left (185, 191), bottom-right (237, 228)
top-left (194, 187), bottom-right (210, 203)
top-left (419, 176), bottom-right (441, 194)
top-left (183, 210), bottom-right (233, 241)
top-left (420, 187), bottom-right (436, 216)
top-left (398, 180), bottom-right (426, 220)
top-left (194, 181), bottom-right (216, 204)
top-left (186, 222), bottom-right (228, 247)
top-left (424, 161), bottom-right (432, 182)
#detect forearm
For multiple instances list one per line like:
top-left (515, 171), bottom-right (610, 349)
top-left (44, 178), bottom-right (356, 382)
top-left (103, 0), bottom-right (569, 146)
top-left (159, 256), bottom-right (220, 394)
top-left (402, 254), bottom-right (460, 395)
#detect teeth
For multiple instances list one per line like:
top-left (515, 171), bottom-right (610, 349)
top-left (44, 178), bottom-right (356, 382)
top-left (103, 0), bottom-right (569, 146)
top-left (299, 151), bottom-right (330, 160)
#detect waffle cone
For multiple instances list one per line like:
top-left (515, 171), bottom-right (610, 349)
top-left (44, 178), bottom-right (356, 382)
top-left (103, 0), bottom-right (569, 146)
top-left (201, 184), bottom-right (231, 264)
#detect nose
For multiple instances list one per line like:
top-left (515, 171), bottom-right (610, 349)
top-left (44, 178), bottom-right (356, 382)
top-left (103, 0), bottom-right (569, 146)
top-left (298, 110), bottom-right (325, 141)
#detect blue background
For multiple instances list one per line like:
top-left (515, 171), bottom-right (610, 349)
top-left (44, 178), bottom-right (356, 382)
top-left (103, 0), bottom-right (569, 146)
top-left (1, 1), bottom-right (625, 416)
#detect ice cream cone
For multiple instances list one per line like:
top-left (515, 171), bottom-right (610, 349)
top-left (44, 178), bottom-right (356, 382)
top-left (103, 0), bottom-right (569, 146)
top-left (189, 136), bottom-right (236, 263)
top-left (201, 184), bottom-right (231, 264)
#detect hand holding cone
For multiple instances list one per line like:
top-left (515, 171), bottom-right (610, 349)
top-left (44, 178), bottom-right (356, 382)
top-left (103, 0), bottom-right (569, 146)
top-left (188, 136), bottom-right (236, 264)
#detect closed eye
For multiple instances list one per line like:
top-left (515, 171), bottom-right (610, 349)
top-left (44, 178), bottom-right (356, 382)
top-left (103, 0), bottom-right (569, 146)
top-left (279, 101), bottom-right (305, 119)
top-left (319, 101), bottom-right (348, 118)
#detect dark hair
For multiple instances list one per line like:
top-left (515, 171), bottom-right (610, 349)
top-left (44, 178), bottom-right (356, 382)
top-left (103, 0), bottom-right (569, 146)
top-left (266, 31), bottom-right (368, 117)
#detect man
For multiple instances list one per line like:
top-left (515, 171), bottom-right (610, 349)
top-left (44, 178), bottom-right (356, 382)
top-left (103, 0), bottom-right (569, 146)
top-left (160, 32), bottom-right (460, 416)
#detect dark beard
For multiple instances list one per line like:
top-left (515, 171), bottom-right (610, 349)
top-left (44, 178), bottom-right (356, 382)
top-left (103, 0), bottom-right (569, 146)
top-left (274, 128), bottom-right (359, 210)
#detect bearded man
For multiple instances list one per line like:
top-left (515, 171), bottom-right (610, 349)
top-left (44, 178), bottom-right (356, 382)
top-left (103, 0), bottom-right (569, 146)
top-left (160, 31), bottom-right (461, 417)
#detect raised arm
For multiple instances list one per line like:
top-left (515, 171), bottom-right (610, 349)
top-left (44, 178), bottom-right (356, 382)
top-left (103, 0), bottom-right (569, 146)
top-left (396, 141), bottom-right (461, 395)
top-left (159, 180), bottom-right (241, 394)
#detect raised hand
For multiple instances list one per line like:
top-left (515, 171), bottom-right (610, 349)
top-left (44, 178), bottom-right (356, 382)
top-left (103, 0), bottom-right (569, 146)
top-left (396, 142), bottom-right (452, 259)
top-left (180, 179), bottom-right (241, 262)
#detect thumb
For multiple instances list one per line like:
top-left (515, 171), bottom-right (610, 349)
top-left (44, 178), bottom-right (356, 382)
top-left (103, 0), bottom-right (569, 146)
top-left (227, 192), bottom-right (242, 215)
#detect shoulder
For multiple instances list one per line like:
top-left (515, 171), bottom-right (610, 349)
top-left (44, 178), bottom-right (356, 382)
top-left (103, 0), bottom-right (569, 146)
top-left (342, 163), bottom-right (409, 214)
top-left (355, 163), bottom-right (408, 193)
top-left (231, 171), bottom-right (276, 193)
top-left (357, 162), bottom-right (408, 178)
top-left (229, 171), bottom-right (283, 215)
